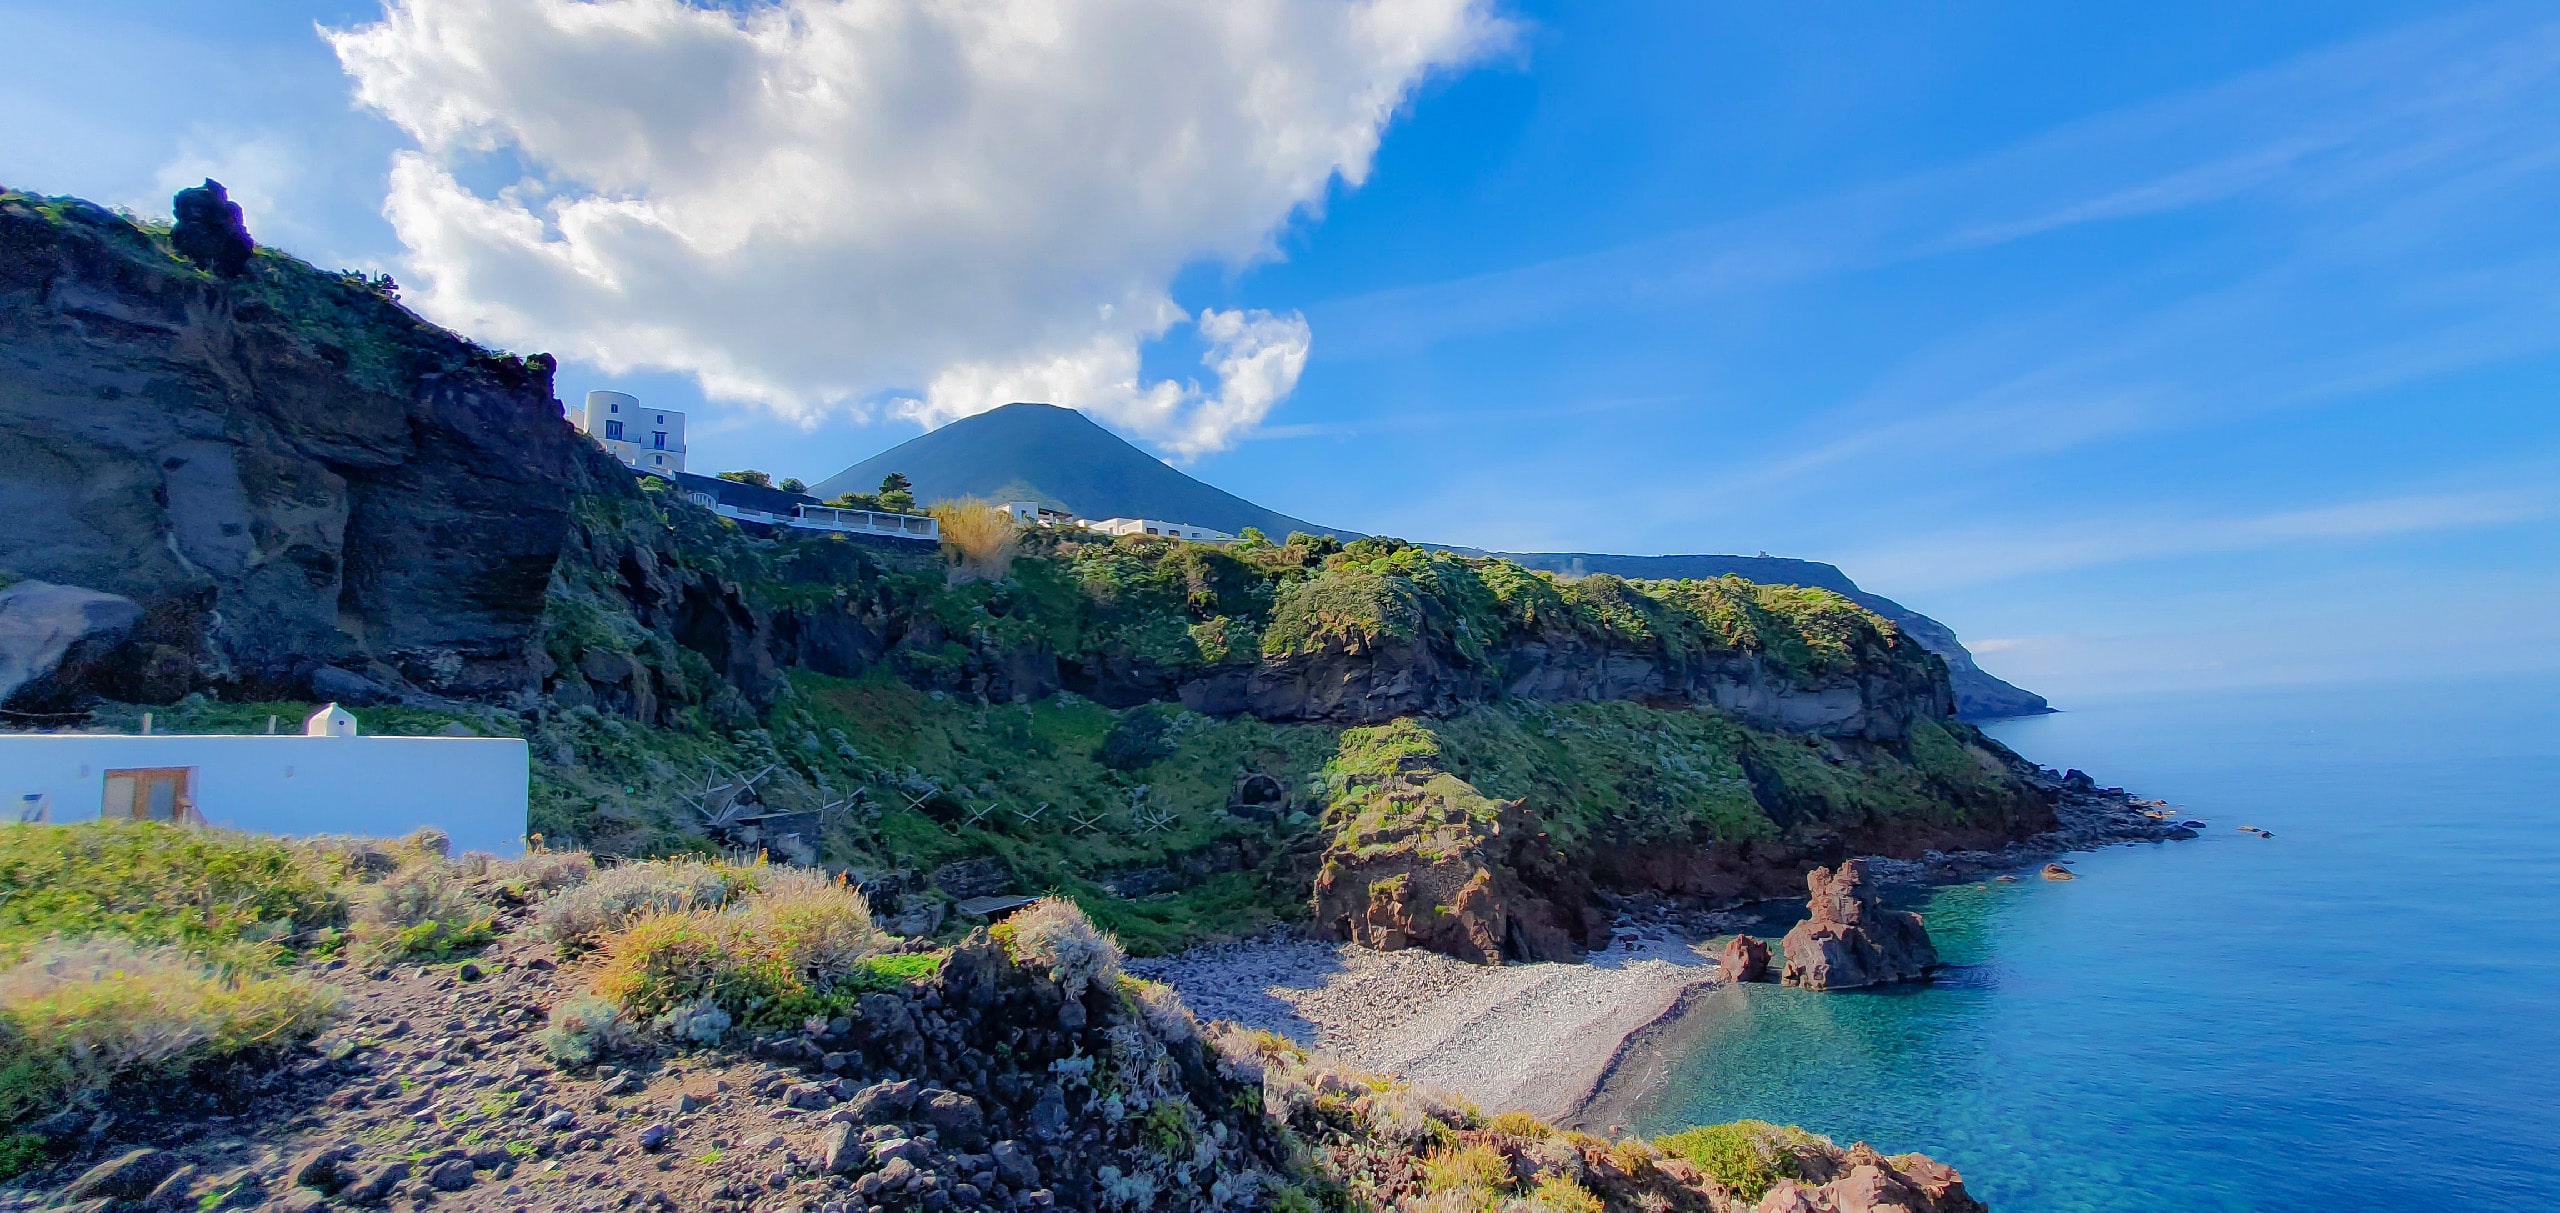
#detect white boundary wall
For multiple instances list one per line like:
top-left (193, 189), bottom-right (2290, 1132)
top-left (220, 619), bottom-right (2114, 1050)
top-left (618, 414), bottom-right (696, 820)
top-left (0, 735), bottom-right (529, 856)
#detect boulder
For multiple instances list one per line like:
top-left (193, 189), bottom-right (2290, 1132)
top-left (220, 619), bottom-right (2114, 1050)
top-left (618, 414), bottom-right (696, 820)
top-left (0, 581), bottom-right (142, 708)
top-left (62, 1148), bottom-right (179, 1201)
top-left (170, 179), bottom-right (254, 277)
top-left (1720, 934), bottom-right (1773, 983)
top-left (1779, 861), bottom-right (1938, 991)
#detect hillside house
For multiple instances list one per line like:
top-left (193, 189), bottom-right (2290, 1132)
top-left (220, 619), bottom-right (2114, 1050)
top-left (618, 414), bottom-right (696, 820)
top-left (0, 704), bottom-right (529, 855)
top-left (1089, 517), bottom-right (1236, 543)
top-left (575, 390), bottom-right (688, 475)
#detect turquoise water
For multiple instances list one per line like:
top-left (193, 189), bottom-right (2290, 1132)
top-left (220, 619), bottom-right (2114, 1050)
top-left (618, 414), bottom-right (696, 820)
top-left (1626, 678), bottom-right (2560, 1210)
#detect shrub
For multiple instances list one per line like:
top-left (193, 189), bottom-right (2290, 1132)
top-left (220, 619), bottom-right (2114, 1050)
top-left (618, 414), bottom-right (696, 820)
top-left (998, 897), bottom-right (1122, 998)
top-left (583, 873), bottom-right (891, 1030)
top-left (934, 498), bottom-right (1021, 583)
top-left (0, 939), bottom-right (337, 1127)
top-left (1654, 1120), bottom-right (1823, 1202)
top-left (495, 850), bottom-right (594, 896)
top-left (537, 858), bottom-right (748, 946)
top-left (537, 994), bottom-right (634, 1067)
top-left (1420, 1143), bottom-right (1511, 1203)
top-left (1487, 1110), bottom-right (1551, 1137)
top-left (1525, 1174), bottom-right (1605, 1213)
top-left (1121, 975), bottom-right (1200, 1046)
top-left (350, 860), bottom-right (496, 964)
top-left (749, 867), bottom-right (883, 989)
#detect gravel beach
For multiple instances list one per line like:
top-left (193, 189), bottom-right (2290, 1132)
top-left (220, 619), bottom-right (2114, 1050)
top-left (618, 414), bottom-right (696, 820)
top-left (1130, 926), bottom-right (1725, 1123)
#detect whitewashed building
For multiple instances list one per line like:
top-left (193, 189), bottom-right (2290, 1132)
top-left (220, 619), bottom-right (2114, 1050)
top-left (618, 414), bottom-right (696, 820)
top-left (575, 390), bottom-right (688, 475)
top-left (1089, 517), bottom-right (1235, 543)
top-left (0, 705), bottom-right (529, 855)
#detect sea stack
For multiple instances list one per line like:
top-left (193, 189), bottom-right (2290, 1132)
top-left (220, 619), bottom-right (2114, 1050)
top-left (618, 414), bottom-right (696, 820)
top-left (1779, 860), bottom-right (1940, 990)
top-left (1720, 934), bottom-right (1774, 982)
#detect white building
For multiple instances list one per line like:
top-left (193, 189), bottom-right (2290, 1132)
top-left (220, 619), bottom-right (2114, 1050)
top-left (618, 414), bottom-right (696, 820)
top-left (575, 390), bottom-right (688, 475)
top-left (1003, 502), bottom-right (1079, 527)
top-left (2, 705), bottom-right (530, 856)
top-left (1089, 517), bottom-right (1235, 543)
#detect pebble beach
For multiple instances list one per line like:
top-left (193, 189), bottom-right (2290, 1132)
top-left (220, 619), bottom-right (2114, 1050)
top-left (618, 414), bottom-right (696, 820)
top-left (1130, 926), bottom-right (1727, 1123)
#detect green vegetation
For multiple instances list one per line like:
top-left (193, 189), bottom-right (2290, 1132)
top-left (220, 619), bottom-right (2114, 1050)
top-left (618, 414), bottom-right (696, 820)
top-left (0, 826), bottom-right (353, 1133)
top-left (1654, 1120), bottom-right (1825, 1201)
top-left (0, 822), bottom-right (352, 963)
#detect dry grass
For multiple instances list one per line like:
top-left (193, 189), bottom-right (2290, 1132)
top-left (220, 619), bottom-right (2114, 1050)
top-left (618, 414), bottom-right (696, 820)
top-left (995, 896), bottom-right (1121, 998)
top-left (580, 867), bottom-right (888, 1034)
top-left (348, 859), bottom-right (497, 964)
top-left (932, 497), bottom-right (1022, 583)
top-left (0, 939), bottom-right (337, 1127)
top-left (536, 857), bottom-right (752, 947)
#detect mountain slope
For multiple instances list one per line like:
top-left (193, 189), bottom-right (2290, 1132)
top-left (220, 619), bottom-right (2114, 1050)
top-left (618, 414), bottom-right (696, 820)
top-left (814, 402), bottom-right (1351, 538)
top-left (1490, 553), bottom-right (2049, 719)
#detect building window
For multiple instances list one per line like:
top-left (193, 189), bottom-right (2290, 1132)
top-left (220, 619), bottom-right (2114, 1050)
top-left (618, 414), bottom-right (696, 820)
top-left (604, 420), bottom-right (625, 439)
top-left (656, 414), bottom-right (665, 424)
top-left (653, 455), bottom-right (665, 465)
top-left (610, 401), bottom-right (620, 413)
top-left (653, 431), bottom-right (667, 449)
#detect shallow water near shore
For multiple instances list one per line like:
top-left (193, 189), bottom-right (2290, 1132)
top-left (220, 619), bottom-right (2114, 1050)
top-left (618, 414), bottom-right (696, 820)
top-left (1614, 676), bottom-right (2560, 1210)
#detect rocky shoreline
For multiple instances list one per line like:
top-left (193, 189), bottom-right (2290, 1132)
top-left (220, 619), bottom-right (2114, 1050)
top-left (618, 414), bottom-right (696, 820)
top-left (1138, 774), bottom-right (2193, 1131)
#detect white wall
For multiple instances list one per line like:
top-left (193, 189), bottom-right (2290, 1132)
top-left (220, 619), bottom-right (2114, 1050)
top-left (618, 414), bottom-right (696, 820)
top-left (0, 735), bottom-right (530, 856)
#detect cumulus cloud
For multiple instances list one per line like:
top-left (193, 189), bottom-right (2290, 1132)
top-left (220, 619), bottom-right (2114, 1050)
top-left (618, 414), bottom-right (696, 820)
top-left (327, 0), bottom-right (1504, 454)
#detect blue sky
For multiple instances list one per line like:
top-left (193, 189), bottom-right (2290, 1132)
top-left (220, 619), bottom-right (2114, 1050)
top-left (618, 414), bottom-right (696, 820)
top-left (4, 0), bottom-right (2555, 704)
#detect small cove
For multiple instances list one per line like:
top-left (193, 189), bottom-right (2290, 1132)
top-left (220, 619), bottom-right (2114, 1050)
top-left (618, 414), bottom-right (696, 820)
top-left (1606, 677), bottom-right (2560, 1210)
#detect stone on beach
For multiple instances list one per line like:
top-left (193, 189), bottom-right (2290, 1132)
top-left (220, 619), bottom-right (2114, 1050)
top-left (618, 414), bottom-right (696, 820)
top-left (2041, 863), bottom-right (2076, 881)
top-left (1780, 860), bottom-right (1939, 991)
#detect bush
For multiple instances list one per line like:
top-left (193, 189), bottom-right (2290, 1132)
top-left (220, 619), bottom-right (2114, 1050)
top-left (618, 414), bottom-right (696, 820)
top-left (1525, 1174), bottom-right (1605, 1213)
top-left (997, 897), bottom-right (1121, 998)
top-left (1420, 1142), bottom-right (1511, 1203)
top-left (1486, 1110), bottom-right (1550, 1137)
top-left (495, 850), bottom-right (594, 896)
top-left (584, 872), bottom-right (890, 1030)
top-left (537, 858), bottom-right (750, 947)
top-left (0, 939), bottom-right (337, 1127)
top-left (350, 860), bottom-right (496, 964)
top-left (1654, 1120), bottom-right (1822, 1202)
top-left (537, 994), bottom-right (634, 1067)
top-left (934, 498), bottom-right (1021, 583)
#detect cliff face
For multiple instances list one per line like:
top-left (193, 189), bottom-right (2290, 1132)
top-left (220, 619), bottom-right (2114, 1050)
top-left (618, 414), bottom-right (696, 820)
top-left (0, 189), bottom-right (2062, 969)
top-left (1494, 552), bottom-right (2050, 719)
top-left (0, 192), bottom-right (598, 708)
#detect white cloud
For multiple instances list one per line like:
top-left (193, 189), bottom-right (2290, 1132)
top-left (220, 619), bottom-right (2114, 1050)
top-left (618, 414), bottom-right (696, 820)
top-left (326, 0), bottom-right (1505, 452)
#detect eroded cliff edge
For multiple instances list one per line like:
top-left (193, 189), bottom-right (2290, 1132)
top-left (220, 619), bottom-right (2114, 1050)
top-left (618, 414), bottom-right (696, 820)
top-left (0, 189), bottom-right (2060, 965)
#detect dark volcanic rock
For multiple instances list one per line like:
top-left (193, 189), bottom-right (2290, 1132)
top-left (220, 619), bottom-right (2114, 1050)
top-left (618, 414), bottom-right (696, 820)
top-left (1779, 860), bottom-right (1939, 990)
top-left (0, 190), bottom-right (615, 705)
top-left (170, 179), bottom-right (253, 278)
top-left (0, 580), bottom-right (142, 709)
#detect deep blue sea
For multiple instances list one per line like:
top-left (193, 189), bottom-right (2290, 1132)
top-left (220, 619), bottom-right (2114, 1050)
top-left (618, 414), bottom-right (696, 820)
top-left (1622, 678), bottom-right (2560, 1210)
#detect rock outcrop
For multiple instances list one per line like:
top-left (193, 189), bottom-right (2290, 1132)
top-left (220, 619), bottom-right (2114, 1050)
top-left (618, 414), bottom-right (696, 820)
top-left (0, 581), bottom-right (141, 709)
top-left (1779, 861), bottom-right (1939, 990)
top-left (1309, 729), bottom-right (1606, 963)
top-left (1722, 933), bottom-right (1774, 983)
top-left (1752, 1143), bottom-right (1984, 1212)
top-left (0, 189), bottom-right (605, 706)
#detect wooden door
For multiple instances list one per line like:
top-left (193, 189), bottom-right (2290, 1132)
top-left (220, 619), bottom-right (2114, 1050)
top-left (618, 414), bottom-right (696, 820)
top-left (102, 768), bottom-right (197, 823)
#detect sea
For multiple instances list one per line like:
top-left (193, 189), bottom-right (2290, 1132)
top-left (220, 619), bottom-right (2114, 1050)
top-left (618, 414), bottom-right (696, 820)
top-left (1617, 676), bottom-right (2560, 1210)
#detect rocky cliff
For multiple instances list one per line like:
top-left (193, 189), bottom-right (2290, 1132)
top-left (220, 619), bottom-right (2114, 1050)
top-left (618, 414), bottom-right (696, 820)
top-left (0, 189), bottom-right (605, 710)
top-left (0, 187), bottom-right (2062, 972)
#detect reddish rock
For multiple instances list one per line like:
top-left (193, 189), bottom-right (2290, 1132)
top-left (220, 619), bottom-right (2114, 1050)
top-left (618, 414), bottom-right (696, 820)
top-left (2041, 863), bottom-right (2075, 881)
top-left (1753, 1143), bottom-right (1985, 1212)
top-left (1720, 934), bottom-right (1773, 982)
top-left (1779, 861), bottom-right (1938, 990)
